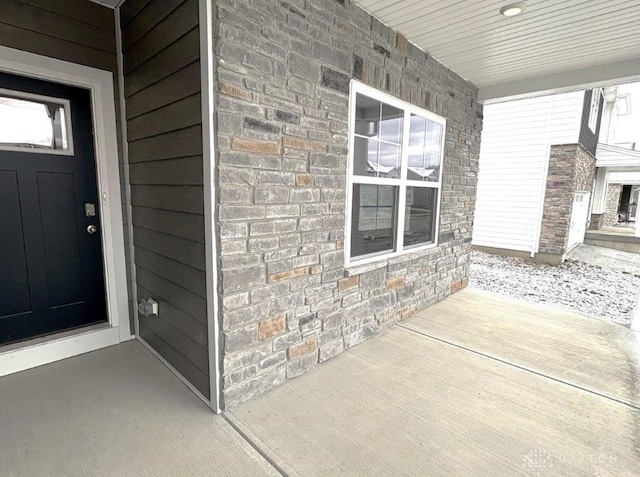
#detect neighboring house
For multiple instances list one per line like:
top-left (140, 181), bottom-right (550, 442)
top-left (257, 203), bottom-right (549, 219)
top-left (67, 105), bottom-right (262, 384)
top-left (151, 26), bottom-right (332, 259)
top-left (590, 82), bottom-right (640, 236)
top-left (473, 89), bottom-right (603, 264)
top-left (0, 0), bottom-right (481, 411)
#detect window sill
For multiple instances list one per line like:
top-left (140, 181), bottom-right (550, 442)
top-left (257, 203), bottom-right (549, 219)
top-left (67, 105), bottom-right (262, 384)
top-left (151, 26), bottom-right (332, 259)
top-left (345, 243), bottom-right (437, 276)
top-left (345, 259), bottom-right (388, 277)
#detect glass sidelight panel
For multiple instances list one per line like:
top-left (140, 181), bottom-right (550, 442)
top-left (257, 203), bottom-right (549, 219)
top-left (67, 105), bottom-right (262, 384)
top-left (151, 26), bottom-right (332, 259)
top-left (0, 92), bottom-right (71, 154)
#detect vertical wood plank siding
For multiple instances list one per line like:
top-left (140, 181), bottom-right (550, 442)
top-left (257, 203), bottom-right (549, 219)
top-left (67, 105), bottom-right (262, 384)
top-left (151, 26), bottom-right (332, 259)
top-left (120, 0), bottom-right (209, 398)
top-left (0, 0), bottom-right (135, 331)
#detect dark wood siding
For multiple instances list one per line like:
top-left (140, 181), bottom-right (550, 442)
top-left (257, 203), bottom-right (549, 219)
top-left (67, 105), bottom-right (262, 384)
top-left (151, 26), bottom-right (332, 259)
top-left (579, 89), bottom-right (604, 156)
top-left (0, 0), bottom-right (135, 332)
top-left (120, 0), bottom-right (209, 398)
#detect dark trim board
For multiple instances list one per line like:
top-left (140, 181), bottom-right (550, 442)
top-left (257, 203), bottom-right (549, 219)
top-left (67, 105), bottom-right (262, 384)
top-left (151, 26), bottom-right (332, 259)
top-left (121, 0), bottom-right (208, 399)
top-left (127, 125), bottom-right (204, 163)
top-left (3, 0), bottom-right (116, 53)
top-left (129, 156), bottom-right (204, 185)
top-left (139, 324), bottom-right (210, 399)
top-left (125, 61), bottom-right (201, 120)
top-left (132, 226), bottom-right (206, 271)
top-left (131, 206), bottom-right (206, 243)
top-left (122, 0), bottom-right (198, 75)
top-left (14, 0), bottom-right (115, 31)
top-left (123, 27), bottom-right (200, 97)
top-left (126, 93), bottom-right (202, 141)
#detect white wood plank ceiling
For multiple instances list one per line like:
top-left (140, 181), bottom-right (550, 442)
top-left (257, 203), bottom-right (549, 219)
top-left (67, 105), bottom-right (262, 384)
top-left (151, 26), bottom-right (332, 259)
top-left (96, 0), bottom-right (640, 100)
top-left (354, 0), bottom-right (640, 99)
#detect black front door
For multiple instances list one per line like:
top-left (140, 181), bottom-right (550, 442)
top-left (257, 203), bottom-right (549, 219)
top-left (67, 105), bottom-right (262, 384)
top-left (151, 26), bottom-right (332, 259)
top-left (0, 72), bottom-right (107, 346)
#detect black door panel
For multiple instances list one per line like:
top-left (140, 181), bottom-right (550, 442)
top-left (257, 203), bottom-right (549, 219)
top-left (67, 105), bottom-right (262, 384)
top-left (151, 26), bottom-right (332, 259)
top-left (0, 171), bottom-right (31, 318)
top-left (0, 72), bottom-right (107, 345)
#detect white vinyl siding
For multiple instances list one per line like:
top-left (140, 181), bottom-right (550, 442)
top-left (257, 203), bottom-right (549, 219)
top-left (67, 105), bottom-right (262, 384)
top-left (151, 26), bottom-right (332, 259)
top-left (473, 91), bottom-right (584, 254)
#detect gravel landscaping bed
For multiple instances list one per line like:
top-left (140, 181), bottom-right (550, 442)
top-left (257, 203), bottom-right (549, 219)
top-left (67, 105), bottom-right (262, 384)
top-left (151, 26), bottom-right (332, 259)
top-left (469, 250), bottom-right (640, 325)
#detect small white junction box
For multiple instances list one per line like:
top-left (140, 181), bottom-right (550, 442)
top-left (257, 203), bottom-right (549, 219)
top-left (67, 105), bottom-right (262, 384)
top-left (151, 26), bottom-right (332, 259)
top-left (138, 298), bottom-right (159, 317)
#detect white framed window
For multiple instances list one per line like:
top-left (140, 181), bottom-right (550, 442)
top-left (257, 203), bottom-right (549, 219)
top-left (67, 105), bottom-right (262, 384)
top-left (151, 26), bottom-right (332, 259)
top-left (617, 93), bottom-right (630, 116)
top-left (588, 88), bottom-right (603, 133)
top-left (0, 89), bottom-right (74, 155)
top-left (345, 81), bottom-right (446, 266)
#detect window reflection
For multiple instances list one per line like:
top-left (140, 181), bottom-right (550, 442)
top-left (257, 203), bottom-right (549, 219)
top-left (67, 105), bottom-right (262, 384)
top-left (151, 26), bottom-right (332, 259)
top-left (407, 114), bottom-right (442, 181)
top-left (404, 187), bottom-right (437, 247)
top-left (0, 94), bottom-right (70, 152)
top-left (353, 93), bottom-right (403, 178)
top-left (350, 184), bottom-right (397, 258)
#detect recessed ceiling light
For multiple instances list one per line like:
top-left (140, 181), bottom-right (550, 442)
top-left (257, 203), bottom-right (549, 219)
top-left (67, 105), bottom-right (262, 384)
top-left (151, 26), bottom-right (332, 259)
top-left (500, 2), bottom-right (527, 17)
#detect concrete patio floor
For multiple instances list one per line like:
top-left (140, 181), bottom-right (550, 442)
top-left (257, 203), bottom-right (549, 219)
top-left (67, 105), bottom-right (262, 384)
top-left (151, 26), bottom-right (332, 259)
top-left (585, 225), bottom-right (640, 254)
top-left (1, 288), bottom-right (639, 476)
top-left (568, 243), bottom-right (640, 275)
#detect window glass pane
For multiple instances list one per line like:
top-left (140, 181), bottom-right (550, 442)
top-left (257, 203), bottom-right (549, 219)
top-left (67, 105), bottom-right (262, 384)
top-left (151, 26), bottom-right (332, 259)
top-left (378, 142), bottom-right (401, 178)
top-left (404, 187), bottom-right (437, 248)
top-left (355, 94), bottom-right (381, 139)
top-left (408, 114), bottom-right (427, 180)
top-left (408, 114), bottom-right (442, 181)
top-left (351, 184), bottom-right (397, 258)
top-left (0, 95), bottom-right (70, 152)
top-left (353, 136), bottom-right (379, 177)
top-left (422, 120), bottom-right (443, 182)
top-left (354, 136), bottom-right (401, 178)
top-left (379, 103), bottom-right (403, 145)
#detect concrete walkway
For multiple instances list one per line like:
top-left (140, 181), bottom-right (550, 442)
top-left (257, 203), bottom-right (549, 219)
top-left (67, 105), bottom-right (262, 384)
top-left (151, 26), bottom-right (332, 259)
top-left (567, 243), bottom-right (640, 275)
top-left (2, 288), bottom-right (640, 476)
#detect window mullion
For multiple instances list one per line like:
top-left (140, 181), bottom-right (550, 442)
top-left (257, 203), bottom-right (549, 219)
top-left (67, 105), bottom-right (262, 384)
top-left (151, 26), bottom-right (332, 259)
top-left (399, 110), bottom-right (410, 182)
top-left (405, 180), bottom-right (440, 188)
top-left (346, 80), bottom-right (446, 266)
top-left (396, 110), bottom-right (411, 253)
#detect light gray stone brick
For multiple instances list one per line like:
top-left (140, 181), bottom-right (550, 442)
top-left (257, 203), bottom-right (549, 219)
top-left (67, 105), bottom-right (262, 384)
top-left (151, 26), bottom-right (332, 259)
top-left (273, 330), bottom-right (301, 351)
top-left (286, 353), bottom-right (317, 379)
top-left (289, 52), bottom-right (321, 82)
top-left (250, 219), bottom-right (297, 236)
top-left (319, 339), bottom-right (344, 362)
top-left (216, 0), bottom-right (482, 408)
top-left (224, 324), bottom-right (258, 353)
top-left (224, 366), bottom-right (287, 407)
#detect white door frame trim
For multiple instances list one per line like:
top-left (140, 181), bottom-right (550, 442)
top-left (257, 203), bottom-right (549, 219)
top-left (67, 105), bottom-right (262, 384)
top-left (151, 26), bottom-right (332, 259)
top-left (199, 0), bottom-right (222, 413)
top-left (0, 46), bottom-right (132, 376)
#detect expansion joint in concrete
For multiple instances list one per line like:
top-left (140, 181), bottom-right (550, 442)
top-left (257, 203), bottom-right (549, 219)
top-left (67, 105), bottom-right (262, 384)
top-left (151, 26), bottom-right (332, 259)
top-left (396, 323), bottom-right (640, 412)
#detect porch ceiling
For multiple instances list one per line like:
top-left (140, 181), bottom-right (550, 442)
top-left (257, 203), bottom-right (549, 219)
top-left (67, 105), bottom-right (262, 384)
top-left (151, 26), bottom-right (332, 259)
top-left (95, 0), bottom-right (640, 100)
top-left (354, 0), bottom-right (640, 102)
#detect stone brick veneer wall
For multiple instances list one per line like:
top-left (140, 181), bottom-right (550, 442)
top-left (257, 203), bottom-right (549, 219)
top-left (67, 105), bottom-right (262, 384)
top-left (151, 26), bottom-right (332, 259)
top-left (604, 184), bottom-right (622, 226)
top-left (538, 144), bottom-right (596, 258)
top-left (589, 213), bottom-right (604, 230)
top-left (214, 0), bottom-right (482, 407)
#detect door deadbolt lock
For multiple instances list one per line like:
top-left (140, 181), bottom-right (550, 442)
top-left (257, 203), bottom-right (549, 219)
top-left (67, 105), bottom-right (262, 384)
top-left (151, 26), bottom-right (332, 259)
top-left (85, 203), bottom-right (96, 217)
top-left (87, 225), bottom-right (97, 234)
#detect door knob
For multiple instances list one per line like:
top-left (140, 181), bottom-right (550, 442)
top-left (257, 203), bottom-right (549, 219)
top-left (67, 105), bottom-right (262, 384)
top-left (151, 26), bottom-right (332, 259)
top-left (87, 225), bottom-right (97, 234)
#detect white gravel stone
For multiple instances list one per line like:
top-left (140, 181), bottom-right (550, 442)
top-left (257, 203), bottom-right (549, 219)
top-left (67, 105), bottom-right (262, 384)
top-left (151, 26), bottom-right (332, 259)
top-left (469, 250), bottom-right (640, 326)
